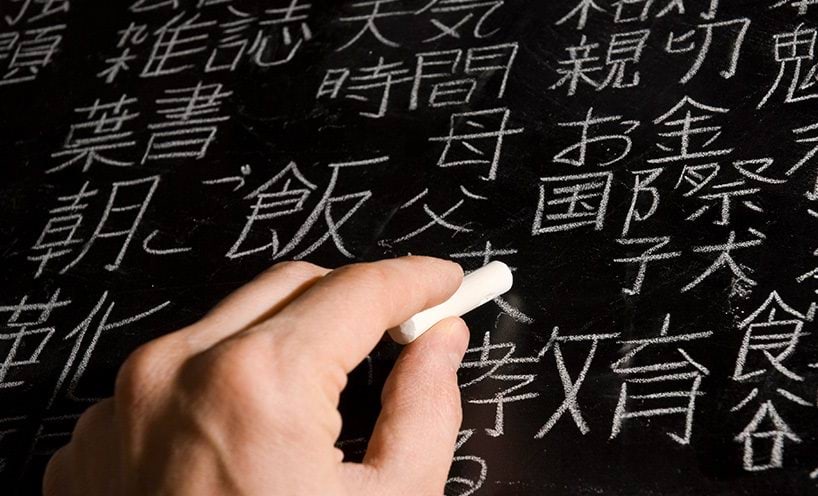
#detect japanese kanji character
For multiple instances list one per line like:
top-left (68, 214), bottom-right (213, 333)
top-left (554, 0), bottom-right (605, 31)
top-left (683, 160), bottom-right (776, 226)
top-left (228, 157), bottom-right (385, 260)
top-left (27, 182), bottom-right (97, 277)
top-left (386, 186), bottom-right (480, 244)
top-left (227, 161), bottom-right (317, 259)
top-left (649, 96), bottom-right (733, 164)
top-left (757, 24), bottom-right (818, 108)
top-left (0, 24), bottom-right (64, 85)
top-left (317, 57), bottom-right (411, 118)
top-left (735, 401), bottom-right (802, 471)
top-left (428, 107), bottom-right (524, 180)
top-left (614, 236), bottom-right (682, 295)
top-left (336, 0), bottom-right (413, 51)
top-left (28, 291), bottom-right (170, 458)
top-left (535, 327), bottom-right (620, 438)
top-left (460, 331), bottom-right (540, 437)
top-left (4, 0), bottom-right (69, 27)
top-left (0, 290), bottom-right (70, 389)
top-left (446, 430), bottom-right (487, 496)
top-left (681, 229), bottom-right (764, 293)
top-left (143, 82), bottom-right (232, 162)
top-left (60, 176), bottom-right (160, 274)
top-left (415, 0), bottom-right (504, 42)
top-left (410, 43), bottom-right (518, 110)
top-left (598, 29), bottom-right (650, 89)
top-left (532, 171), bottom-right (613, 234)
top-left (207, 1), bottom-right (313, 71)
top-left (733, 291), bottom-right (815, 382)
top-left (550, 35), bottom-right (601, 95)
top-left (665, 18), bottom-right (750, 84)
top-left (141, 13), bottom-right (215, 78)
top-left (48, 95), bottom-right (140, 173)
top-left (611, 314), bottom-right (712, 445)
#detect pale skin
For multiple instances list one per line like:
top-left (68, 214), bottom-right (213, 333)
top-left (43, 256), bottom-right (469, 496)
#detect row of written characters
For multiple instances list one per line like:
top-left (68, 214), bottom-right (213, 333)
top-left (0, 286), bottom-right (815, 478)
top-left (0, 0), bottom-right (545, 86)
top-left (26, 87), bottom-right (818, 293)
top-left (4, 0), bottom-right (818, 110)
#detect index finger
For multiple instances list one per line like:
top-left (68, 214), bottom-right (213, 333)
top-left (265, 256), bottom-right (463, 376)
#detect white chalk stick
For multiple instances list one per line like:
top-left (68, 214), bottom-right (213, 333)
top-left (388, 261), bottom-right (514, 344)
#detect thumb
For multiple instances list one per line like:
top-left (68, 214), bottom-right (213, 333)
top-left (361, 317), bottom-right (469, 495)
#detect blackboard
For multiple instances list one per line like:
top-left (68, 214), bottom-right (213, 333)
top-left (1, 0), bottom-right (818, 494)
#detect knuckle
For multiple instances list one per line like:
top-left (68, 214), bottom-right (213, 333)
top-left (188, 335), bottom-right (273, 397)
top-left (43, 446), bottom-right (69, 495)
top-left (334, 263), bottom-right (390, 290)
top-left (115, 341), bottom-right (165, 400)
top-left (265, 260), bottom-right (326, 281)
top-left (73, 399), bottom-right (112, 437)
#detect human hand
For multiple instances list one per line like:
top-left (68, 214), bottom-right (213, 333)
top-left (43, 256), bottom-right (469, 496)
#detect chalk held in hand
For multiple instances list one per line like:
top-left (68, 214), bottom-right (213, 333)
top-left (389, 261), bottom-right (514, 344)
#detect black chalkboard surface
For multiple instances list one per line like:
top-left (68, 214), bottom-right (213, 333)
top-left (1, 0), bottom-right (818, 494)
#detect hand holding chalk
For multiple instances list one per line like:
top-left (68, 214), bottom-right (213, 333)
top-left (388, 260), bottom-right (514, 344)
top-left (46, 257), bottom-right (470, 496)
